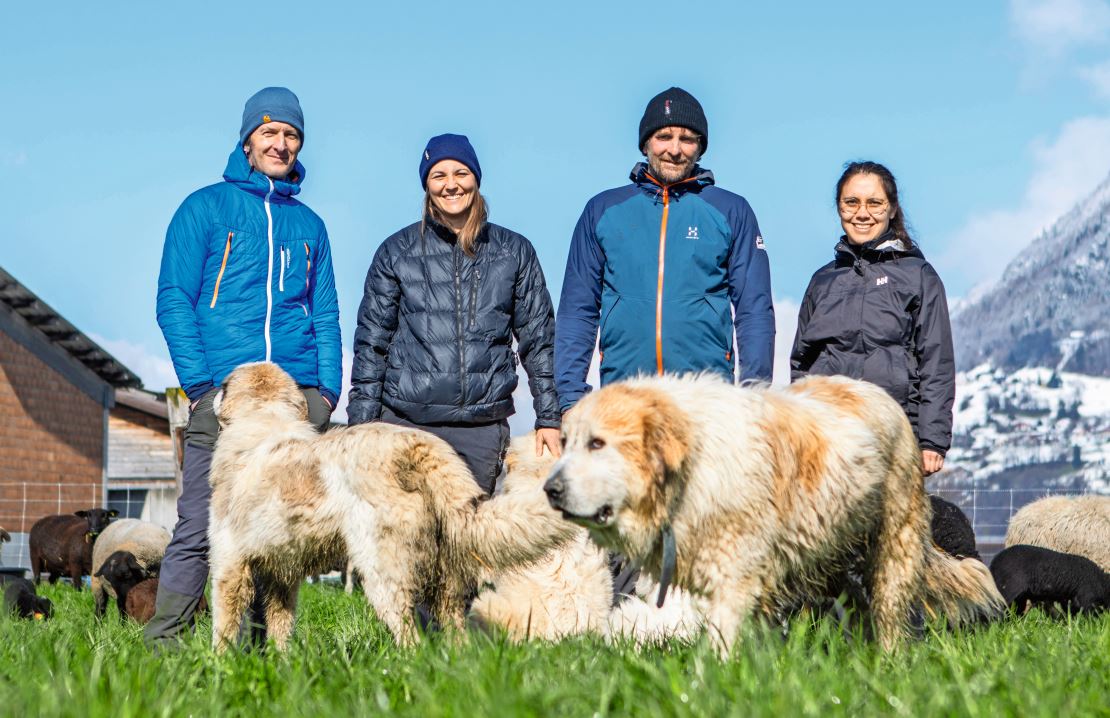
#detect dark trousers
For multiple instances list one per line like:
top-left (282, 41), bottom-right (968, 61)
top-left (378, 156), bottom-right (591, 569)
top-left (379, 406), bottom-right (510, 496)
top-left (145, 386), bottom-right (331, 647)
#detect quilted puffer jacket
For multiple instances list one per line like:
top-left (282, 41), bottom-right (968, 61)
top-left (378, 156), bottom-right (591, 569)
top-left (348, 219), bottom-right (558, 428)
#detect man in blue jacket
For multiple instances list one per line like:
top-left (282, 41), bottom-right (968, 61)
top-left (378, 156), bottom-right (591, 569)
top-left (146, 87), bottom-right (342, 648)
top-left (555, 87), bottom-right (775, 597)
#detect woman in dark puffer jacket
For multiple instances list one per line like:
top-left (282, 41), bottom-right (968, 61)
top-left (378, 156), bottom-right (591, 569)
top-left (791, 161), bottom-right (955, 476)
top-left (348, 134), bottom-right (560, 495)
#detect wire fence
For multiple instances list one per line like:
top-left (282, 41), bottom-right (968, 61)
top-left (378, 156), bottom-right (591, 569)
top-left (0, 484), bottom-right (1102, 573)
top-left (0, 483), bottom-right (176, 571)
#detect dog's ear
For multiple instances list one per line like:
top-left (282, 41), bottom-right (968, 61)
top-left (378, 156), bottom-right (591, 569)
top-left (643, 398), bottom-right (690, 481)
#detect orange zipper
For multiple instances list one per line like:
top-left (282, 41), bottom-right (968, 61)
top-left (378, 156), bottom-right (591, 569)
top-left (210, 232), bottom-right (233, 308)
top-left (655, 187), bottom-right (669, 375)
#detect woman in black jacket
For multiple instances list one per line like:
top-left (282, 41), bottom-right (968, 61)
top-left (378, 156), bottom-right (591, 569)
top-left (347, 134), bottom-right (561, 495)
top-left (791, 161), bottom-right (955, 476)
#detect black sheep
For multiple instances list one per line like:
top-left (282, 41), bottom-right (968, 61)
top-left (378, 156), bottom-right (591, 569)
top-left (929, 495), bottom-right (980, 560)
top-left (93, 550), bottom-right (150, 620)
top-left (0, 575), bottom-right (53, 621)
top-left (28, 508), bottom-right (118, 589)
top-left (990, 544), bottom-right (1110, 614)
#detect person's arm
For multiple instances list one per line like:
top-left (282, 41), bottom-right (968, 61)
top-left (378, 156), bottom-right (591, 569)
top-left (789, 277), bottom-right (820, 383)
top-left (554, 204), bottom-right (604, 412)
top-left (347, 242), bottom-right (401, 425)
top-left (156, 195), bottom-right (215, 402)
top-left (914, 264), bottom-right (956, 458)
top-left (511, 238), bottom-right (560, 430)
top-left (308, 229), bottom-right (342, 409)
top-left (726, 203), bottom-right (775, 382)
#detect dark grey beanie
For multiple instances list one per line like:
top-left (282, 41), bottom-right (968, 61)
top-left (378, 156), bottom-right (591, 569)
top-left (638, 87), bottom-right (708, 155)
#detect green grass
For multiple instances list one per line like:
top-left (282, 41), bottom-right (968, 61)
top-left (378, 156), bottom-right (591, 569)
top-left (1, 583), bottom-right (1107, 717)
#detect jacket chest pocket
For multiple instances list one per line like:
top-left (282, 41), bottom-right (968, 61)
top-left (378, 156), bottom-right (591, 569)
top-left (207, 229), bottom-right (264, 309)
top-left (278, 241), bottom-right (314, 299)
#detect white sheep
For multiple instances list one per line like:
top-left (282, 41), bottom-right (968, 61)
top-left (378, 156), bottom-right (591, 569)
top-left (90, 518), bottom-right (172, 617)
top-left (1005, 495), bottom-right (1110, 572)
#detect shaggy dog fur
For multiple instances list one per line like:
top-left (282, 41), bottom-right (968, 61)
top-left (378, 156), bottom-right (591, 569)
top-left (990, 545), bottom-right (1110, 614)
top-left (1005, 495), bottom-right (1110, 572)
top-left (929, 495), bottom-right (980, 560)
top-left (470, 435), bottom-right (704, 643)
top-left (207, 363), bottom-right (572, 652)
top-left (544, 373), bottom-right (1006, 654)
top-left (468, 434), bottom-right (613, 640)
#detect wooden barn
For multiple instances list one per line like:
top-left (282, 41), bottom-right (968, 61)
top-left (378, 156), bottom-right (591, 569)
top-left (0, 265), bottom-right (180, 568)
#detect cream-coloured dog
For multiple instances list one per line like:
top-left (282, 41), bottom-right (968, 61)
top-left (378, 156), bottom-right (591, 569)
top-left (470, 435), bottom-right (705, 643)
top-left (207, 362), bottom-right (571, 652)
top-left (544, 373), bottom-right (1005, 653)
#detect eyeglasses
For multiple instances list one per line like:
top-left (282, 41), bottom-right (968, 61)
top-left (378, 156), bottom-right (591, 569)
top-left (839, 197), bottom-right (890, 217)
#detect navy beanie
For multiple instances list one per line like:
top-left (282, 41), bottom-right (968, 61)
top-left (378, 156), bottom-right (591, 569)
top-left (638, 87), bottom-right (708, 155)
top-left (239, 87), bottom-right (305, 146)
top-left (419, 134), bottom-right (482, 188)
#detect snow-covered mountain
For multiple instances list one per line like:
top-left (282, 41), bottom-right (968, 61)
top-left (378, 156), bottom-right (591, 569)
top-left (940, 172), bottom-right (1110, 505)
top-left (952, 172), bottom-right (1110, 376)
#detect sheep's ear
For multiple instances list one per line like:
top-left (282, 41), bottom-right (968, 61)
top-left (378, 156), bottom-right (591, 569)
top-left (75, 510), bottom-right (88, 518)
top-left (93, 566), bottom-right (105, 577)
top-left (108, 510), bottom-right (119, 518)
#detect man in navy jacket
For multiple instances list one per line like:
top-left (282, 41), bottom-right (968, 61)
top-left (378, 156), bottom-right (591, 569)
top-left (555, 87), bottom-right (774, 410)
top-left (147, 87), bottom-right (341, 648)
top-left (555, 87), bottom-right (775, 599)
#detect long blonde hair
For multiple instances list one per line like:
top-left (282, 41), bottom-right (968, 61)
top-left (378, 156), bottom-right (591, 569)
top-left (422, 192), bottom-right (488, 257)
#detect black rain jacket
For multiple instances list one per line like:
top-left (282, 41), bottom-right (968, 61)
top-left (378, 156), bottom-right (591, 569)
top-left (790, 233), bottom-right (955, 455)
top-left (348, 218), bottom-right (559, 428)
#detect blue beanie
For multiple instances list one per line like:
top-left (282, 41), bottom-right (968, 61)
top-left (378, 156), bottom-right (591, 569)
top-left (239, 87), bottom-right (305, 146)
top-left (419, 134), bottom-right (482, 188)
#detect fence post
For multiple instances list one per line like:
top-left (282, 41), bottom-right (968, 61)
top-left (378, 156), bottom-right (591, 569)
top-left (166, 388), bottom-right (189, 499)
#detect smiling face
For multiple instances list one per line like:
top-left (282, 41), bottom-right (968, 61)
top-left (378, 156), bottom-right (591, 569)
top-left (426, 159), bottom-right (477, 228)
top-left (644, 125), bottom-right (702, 184)
top-left (839, 173), bottom-right (894, 245)
top-left (244, 121), bottom-right (302, 180)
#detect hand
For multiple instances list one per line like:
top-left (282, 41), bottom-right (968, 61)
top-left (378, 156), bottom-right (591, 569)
top-left (922, 450), bottom-right (944, 476)
top-left (536, 427), bottom-right (562, 457)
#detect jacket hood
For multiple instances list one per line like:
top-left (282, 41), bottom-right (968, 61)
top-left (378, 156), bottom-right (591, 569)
top-left (630, 162), bottom-right (715, 195)
top-left (222, 144), bottom-right (305, 199)
top-left (835, 231), bottom-right (924, 264)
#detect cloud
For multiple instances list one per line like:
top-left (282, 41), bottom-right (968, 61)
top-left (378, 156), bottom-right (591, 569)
top-left (89, 334), bottom-right (179, 392)
top-left (1078, 58), bottom-right (1110, 96)
top-left (1011, 0), bottom-right (1110, 55)
top-left (938, 115), bottom-right (1110, 293)
top-left (773, 297), bottom-right (799, 386)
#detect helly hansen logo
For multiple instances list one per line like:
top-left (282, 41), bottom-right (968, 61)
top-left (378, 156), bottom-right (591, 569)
top-left (686, 226), bottom-right (698, 239)
top-left (876, 276), bottom-right (889, 286)
top-left (755, 235), bottom-right (765, 250)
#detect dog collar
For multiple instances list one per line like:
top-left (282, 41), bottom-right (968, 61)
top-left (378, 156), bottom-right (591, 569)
top-left (656, 523), bottom-right (677, 608)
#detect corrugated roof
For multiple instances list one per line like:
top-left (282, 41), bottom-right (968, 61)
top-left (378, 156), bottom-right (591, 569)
top-left (0, 265), bottom-right (142, 388)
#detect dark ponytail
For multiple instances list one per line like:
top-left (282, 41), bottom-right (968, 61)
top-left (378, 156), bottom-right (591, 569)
top-left (836, 161), bottom-right (915, 248)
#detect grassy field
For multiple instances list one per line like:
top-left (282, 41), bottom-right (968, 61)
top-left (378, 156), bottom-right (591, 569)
top-left (1, 582), bottom-right (1107, 717)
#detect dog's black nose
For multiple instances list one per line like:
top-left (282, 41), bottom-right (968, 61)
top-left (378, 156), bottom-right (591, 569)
top-left (544, 473), bottom-right (566, 506)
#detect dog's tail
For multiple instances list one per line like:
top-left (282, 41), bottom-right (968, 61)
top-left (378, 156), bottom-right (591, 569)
top-left (921, 545), bottom-right (1006, 624)
top-left (396, 433), bottom-right (574, 574)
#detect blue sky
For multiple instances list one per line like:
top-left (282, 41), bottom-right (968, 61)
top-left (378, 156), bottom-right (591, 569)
top-left (5, 1), bottom-right (1110, 425)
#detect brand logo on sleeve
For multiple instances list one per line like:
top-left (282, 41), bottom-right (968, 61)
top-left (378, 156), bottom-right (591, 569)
top-left (686, 226), bottom-right (698, 239)
top-left (755, 235), bottom-right (765, 250)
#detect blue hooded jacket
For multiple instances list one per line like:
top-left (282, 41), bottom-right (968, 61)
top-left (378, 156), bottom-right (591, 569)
top-left (555, 163), bottom-right (774, 411)
top-left (156, 146), bottom-right (342, 404)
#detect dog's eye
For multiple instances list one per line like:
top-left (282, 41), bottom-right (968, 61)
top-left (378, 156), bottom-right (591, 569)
top-left (588, 437), bottom-right (606, 451)
top-left (559, 435), bottom-right (567, 449)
